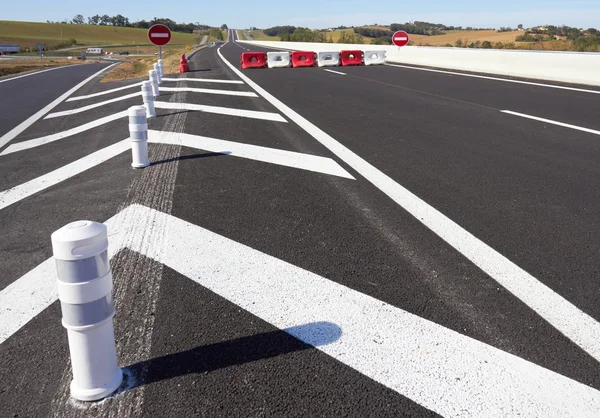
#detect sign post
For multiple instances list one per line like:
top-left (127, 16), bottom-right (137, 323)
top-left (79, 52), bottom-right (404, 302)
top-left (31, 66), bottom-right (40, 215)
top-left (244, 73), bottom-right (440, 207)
top-left (392, 30), bottom-right (410, 49)
top-left (36, 43), bottom-right (46, 68)
top-left (148, 24), bottom-right (172, 59)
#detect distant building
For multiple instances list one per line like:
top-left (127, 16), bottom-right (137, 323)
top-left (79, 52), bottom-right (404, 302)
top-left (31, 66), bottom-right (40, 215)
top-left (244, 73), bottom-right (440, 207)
top-left (0, 44), bottom-right (19, 54)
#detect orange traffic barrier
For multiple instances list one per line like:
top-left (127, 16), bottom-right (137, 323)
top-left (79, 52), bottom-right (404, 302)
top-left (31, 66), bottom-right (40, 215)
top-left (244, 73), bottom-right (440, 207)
top-left (179, 54), bottom-right (189, 73)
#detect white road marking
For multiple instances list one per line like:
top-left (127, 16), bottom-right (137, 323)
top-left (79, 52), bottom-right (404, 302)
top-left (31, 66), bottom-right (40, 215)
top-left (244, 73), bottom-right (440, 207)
top-left (159, 86), bottom-right (257, 97)
top-left (161, 77), bottom-right (244, 85)
top-left (0, 66), bottom-right (66, 84)
top-left (3, 203), bottom-right (600, 417)
top-left (148, 130), bottom-right (355, 179)
top-left (324, 69), bottom-right (347, 76)
top-left (501, 110), bottom-right (600, 136)
top-left (154, 101), bottom-right (286, 122)
top-left (385, 63), bottom-right (600, 95)
top-left (0, 111), bottom-right (128, 156)
top-left (0, 139), bottom-right (129, 211)
top-left (217, 45), bottom-right (600, 362)
top-left (45, 92), bottom-right (141, 119)
top-left (0, 64), bottom-right (117, 149)
top-left (66, 82), bottom-right (144, 101)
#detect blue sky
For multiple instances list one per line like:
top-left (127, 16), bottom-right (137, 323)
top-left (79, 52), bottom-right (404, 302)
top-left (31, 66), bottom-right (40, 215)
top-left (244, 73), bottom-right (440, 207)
top-left (4, 0), bottom-right (600, 29)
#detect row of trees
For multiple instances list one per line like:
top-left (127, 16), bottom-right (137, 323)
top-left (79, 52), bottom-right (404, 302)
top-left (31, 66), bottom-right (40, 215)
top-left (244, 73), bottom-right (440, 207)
top-left (55, 15), bottom-right (213, 34)
top-left (263, 26), bottom-right (297, 37)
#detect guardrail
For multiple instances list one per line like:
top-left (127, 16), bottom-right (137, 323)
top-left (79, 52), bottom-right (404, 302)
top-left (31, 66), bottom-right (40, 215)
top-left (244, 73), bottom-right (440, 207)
top-left (239, 41), bottom-right (600, 87)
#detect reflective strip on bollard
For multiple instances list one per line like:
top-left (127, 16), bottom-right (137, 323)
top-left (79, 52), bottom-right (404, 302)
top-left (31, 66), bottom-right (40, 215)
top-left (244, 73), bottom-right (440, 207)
top-left (141, 81), bottom-right (156, 118)
top-left (149, 70), bottom-right (160, 97)
top-left (51, 221), bottom-right (122, 402)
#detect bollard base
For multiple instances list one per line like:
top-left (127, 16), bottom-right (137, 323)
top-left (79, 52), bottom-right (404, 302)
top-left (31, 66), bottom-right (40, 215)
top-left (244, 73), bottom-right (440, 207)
top-left (131, 162), bottom-right (150, 169)
top-left (70, 368), bottom-right (123, 402)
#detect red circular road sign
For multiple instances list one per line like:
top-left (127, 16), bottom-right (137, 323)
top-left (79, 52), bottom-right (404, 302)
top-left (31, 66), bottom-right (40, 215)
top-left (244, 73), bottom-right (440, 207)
top-left (148, 24), bottom-right (172, 46)
top-left (392, 30), bottom-right (410, 47)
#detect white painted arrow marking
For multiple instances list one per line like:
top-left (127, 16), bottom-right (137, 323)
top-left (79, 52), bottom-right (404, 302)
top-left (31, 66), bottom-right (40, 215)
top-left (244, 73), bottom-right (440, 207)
top-left (148, 130), bottom-right (355, 179)
top-left (45, 92), bottom-right (142, 119)
top-left (2, 204), bottom-right (600, 417)
top-left (0, 111), bottom-right (128, 156)
top-left (67, 82), bottom-right (144, 101)
top-left (159, 86), bottom-right (257, 97)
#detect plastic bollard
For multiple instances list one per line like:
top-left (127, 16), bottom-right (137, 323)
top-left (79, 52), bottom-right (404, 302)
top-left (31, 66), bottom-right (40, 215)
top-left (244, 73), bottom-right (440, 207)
top-left (148, 70), bottom-right (160, 97)
top-left (153, 63), bottom-right (162, 84)
top-left (51, 221), bottom-right (123, 402)
top-left (157, 59), bottom-right (164, 77)
top-left (141, 81), bottom-right (156, 118)
top-left (128, 106), bottom-right (149, 168)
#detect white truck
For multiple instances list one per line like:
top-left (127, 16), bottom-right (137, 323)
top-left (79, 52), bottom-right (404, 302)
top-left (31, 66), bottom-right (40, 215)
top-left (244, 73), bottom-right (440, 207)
top-left (85, 47), bottom-right (104, 54)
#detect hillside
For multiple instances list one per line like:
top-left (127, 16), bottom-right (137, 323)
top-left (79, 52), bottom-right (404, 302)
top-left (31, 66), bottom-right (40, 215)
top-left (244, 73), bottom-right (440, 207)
top-left (0, 20), bottom-right (198, 51)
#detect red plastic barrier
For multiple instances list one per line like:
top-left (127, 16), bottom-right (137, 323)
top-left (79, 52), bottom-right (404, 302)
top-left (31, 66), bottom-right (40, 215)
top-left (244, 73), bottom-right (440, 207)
top-left (291, 51), bottom-right (316, 68)
top-left (179, 54), bottom-right (189, 73)
top-left (340, 50), bottom-right (363, 66)
top-left (241, 52), bottom-right (267, 69)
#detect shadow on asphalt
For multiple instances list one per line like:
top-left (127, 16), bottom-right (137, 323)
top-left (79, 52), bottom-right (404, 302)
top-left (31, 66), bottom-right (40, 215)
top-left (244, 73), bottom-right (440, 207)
top-left (121, 321), bottom-right (342, 391)
top-left (150, 152), bottom-right (230, 166)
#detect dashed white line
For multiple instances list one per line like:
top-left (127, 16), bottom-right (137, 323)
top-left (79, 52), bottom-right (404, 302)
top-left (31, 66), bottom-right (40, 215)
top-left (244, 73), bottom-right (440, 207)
top-left (324, 69), bottom-right (347, 76)
top-left (217, 44), bottom-right (600, 363)
top-left (0, 63), bottom-right (117, 149)
top-left (385, 63), bottom-right (600, 95)
top-left (501, 110), bottom-right (600, 136)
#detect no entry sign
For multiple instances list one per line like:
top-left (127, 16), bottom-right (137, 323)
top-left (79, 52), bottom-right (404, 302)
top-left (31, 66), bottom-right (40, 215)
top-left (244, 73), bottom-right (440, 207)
top-left (148, 24), bottom-right (172, 46)
top-left (392, 30), bottom-right (409, 47)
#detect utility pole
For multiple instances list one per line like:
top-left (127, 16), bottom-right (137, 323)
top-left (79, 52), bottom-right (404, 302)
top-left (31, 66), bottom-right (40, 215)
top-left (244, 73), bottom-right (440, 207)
top-left (60, 23), bottom-right (63, 40)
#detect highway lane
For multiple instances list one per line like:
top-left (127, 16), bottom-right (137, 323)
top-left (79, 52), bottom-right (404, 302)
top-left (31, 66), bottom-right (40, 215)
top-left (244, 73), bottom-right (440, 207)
top-left (222, 32), bottom-right (600, 382)
top-left (0, 62), bottom-right (112, 143)
top-left (2, 29), bottom-right (600, 417)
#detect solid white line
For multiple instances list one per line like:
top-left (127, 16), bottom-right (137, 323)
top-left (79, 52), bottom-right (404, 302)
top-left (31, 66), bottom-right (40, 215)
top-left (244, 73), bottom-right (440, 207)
top-left (0, 63), bottom-right (117, 149)
top-left (385, 63), bottom-right (600, 94)
top-left (501, 110), bottom-right (600, 136)
top-left (66, 82), bottom-right (144, 101)
top-left (0, 66), bottom-right (65, 84)
top-left (45, 92), bottom-right (141, 119)
top-left (154, 101), bottom-right (286, 122)
top-left (161, 77), bottom-right (244, 85)
top-left (217, 45), bottom-right (600, 363)
top-left (159, 86), bottom-right (257, 97)
top-left (4, 203), bottom-right (600, 416)
top-left (324, 69), bottom-right (347, 76)
top-left (0, 111), bottom-right (128, 156)
top-left (0, 139), bottom-right (129, 211)
top-left (148, 130), bottom-right (355, 179)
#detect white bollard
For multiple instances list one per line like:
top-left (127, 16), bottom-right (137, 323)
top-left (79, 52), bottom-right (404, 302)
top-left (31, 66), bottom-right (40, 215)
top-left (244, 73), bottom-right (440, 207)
top-left (148, 69), bottom-right (160, 97)
top-left (153, 63), bottom-right (162, 84)
top-left (157, 59), bottom-right (164, 77)
top-left (141, 81), bottom-right (156, 118)
top-left (129, 106), bottom-right (149, 168)
top-left (51, 221), bottom-right (122, 402)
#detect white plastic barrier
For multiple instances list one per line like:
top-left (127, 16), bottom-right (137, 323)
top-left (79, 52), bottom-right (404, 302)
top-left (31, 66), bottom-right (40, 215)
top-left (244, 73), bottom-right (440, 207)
top-left (364, 50), bottom-right (386, 66)
top-left (267, 52), bottom-right (291, 68)
top-left (238, 41), bottom-right (600, 86)
top-left (317, 51), bottom-right (340, 67)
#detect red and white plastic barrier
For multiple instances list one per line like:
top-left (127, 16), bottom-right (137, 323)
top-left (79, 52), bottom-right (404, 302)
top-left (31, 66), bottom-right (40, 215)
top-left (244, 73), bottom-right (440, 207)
top-left (317, 51), bottom-right (340, 67)
top-left (241, 52), bottom-right (267, 69)
top-left (364, 50), bottom-right (386, 66)
top-left (267, 51), bottom-right (291, 68)
top-left (340, 50), bottom-right (363, 66)
top-left (291, 51), bottom-right (316, 68)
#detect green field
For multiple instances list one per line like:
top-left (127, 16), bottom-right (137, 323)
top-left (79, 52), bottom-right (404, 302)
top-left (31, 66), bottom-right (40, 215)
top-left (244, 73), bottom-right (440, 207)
top-left (0, 20), bottom-right (199, 51)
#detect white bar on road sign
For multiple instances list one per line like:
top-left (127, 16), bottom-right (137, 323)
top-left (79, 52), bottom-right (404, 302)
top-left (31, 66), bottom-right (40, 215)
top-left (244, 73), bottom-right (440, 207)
top-left (150, 33), bottom-right (169, 38)
top-left (394, 37), bottom-right (408, 41)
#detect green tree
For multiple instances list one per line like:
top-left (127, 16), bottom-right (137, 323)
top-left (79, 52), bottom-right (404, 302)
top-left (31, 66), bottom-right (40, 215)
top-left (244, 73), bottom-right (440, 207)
top-left (518, 24), bottom-right (523, 30)
top-left (221, 24), bottom-right (228, 30)
top-left (481, 40), bottom-right (492, 48)
top-left (72, 14), bottom-right (84, 24)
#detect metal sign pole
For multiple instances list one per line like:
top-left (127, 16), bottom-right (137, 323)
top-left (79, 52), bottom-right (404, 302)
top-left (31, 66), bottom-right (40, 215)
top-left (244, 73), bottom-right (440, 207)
top-left (159, 45), bottom-right (162, 59)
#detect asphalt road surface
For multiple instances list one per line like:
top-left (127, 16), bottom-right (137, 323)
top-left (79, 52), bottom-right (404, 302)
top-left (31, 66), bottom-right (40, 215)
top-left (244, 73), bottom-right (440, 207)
top-left (1, 28), bottom-right (600, 417)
